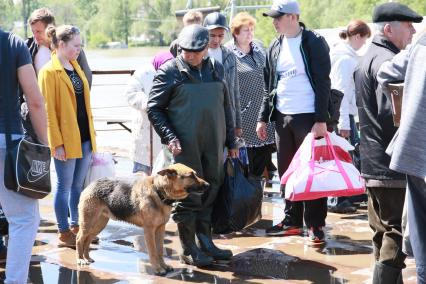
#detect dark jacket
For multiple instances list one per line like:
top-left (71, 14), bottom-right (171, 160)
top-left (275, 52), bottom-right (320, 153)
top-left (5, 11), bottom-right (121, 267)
top-left (25, 36), bottom-right (92, 87)
top-left (147, 56), bottom-right (236, 149)
top-left (168, 40), bottom-right (241, 129)
top-left (354, 35), bottom-right (405, 182)
top-left (258, 23), bottom-right (331, 123)
top-left (220, 45), bottom-right (241, 128)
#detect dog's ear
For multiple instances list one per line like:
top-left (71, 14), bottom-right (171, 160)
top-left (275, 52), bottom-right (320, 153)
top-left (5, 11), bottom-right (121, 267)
top-left (157, 168), bottom-right (178, 177)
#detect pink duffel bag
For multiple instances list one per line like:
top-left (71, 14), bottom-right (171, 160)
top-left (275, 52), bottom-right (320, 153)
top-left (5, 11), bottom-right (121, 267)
top-left (281, 132), bottom-right (365, 201)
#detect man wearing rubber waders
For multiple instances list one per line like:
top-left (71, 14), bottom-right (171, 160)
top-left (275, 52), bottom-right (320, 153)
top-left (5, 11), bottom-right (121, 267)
top-left (147, 24), bottom-right (238, 267)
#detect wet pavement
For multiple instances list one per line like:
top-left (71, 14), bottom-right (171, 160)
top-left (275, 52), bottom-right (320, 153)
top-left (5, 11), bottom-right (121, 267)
top-left (0, 154), bottom-right (418, 284)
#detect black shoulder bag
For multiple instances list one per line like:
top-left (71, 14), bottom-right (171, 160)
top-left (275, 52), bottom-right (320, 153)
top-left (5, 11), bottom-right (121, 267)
top-left (1, 32), bottom-right (51, 199)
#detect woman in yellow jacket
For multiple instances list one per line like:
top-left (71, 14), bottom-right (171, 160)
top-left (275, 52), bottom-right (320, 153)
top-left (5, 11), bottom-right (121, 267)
top-left (38, 25), bottom-right (96, 248)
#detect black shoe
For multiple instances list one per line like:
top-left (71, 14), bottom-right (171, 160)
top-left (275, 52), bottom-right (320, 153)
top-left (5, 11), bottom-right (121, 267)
top-left (308, 227), bottom-right (325, 244)
top-left (328, 200), bottom-right (357, 214)
top-left (196, 220), bottom-right (232, 260)
top-left (265, 220), bottom-right (303, 236)
top-left (177, 222), bottom-right (213, 267)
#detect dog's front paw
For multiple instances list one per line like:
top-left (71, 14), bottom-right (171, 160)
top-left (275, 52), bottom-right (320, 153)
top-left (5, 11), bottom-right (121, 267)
top-left (161, 263), bottom-right (174, 273)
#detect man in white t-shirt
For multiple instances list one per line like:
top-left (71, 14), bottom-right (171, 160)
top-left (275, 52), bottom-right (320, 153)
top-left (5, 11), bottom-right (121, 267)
top-left (257, 0), bottom-right (331, 244)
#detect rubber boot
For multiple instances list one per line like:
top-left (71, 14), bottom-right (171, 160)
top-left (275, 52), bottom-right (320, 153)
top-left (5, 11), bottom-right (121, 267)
top-left (372, 262), bottom-right (403, 284)
top-left (196, 220), bottom-right (233, 260)
top-left (177, 221), bottom-right (213, 267)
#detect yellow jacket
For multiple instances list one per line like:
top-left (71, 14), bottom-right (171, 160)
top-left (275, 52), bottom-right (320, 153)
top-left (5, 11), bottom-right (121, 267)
top-left (38, 52), bottom-right (97, 158)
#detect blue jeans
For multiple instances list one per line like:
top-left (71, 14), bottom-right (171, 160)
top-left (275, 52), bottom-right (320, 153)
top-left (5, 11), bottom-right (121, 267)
top-left (53, 141), bottom-right (92, 232)
top-left (0, 236), bottom-right (4, 251)
top-left (407, 175), bottom-right (426, 284)
top-left (0, 148), bottom-right (40, 284)
top-left (349, 115), bottom-right (360, 146)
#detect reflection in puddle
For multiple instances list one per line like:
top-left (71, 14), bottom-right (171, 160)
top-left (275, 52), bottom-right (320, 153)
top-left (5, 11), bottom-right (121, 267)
top-left (340, 213), bottom-right (368, 221)
top-left (34, 240), bottom-right (48, 247)
top-left (39, 220), bottom-right (56, 227)
top-left (166, 268), bottom-right (261, 284)
top-left (38, 220), bottom-right (57, 233)
top-left (320, 235), bottom-right (372, 255)
top-left (112, 239), bottom-right (133, 248)
top-left (0, 262), bottom-right (125, 284)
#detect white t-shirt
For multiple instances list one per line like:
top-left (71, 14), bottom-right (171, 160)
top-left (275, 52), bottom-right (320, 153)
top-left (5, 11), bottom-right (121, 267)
top-left (34, 45), bottom-right (51, 74)
top-left (208, 48), bottom-right (223, 64)
top-left (276, 33), bottom-right (315, 114)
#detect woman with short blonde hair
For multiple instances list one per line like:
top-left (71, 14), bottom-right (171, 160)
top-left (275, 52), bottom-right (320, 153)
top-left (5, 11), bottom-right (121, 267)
top-left (225, 12), bottom-right (275, 180)
top-left (230, 12), bottom-right (256, 40)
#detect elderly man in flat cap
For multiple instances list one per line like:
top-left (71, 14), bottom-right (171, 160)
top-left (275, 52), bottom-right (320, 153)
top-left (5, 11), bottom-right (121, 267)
top-left (147, 24), bottom-right (237, 268)
top-left (354, 2), bottom-right (423, 283)
top-left (377, 31), bottom-right (426, 284)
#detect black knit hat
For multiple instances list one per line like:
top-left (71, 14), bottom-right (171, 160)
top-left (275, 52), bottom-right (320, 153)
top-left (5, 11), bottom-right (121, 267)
top-left (373, 2), bottom-right (423, 23)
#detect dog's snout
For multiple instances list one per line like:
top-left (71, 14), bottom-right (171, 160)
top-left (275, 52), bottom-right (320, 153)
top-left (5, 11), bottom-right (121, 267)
top-left (187, 181), bottom-right (209, 195)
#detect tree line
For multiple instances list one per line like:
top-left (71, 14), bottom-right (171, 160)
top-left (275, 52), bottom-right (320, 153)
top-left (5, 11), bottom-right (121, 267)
top-left (1, 0), bottom-right (425, 48)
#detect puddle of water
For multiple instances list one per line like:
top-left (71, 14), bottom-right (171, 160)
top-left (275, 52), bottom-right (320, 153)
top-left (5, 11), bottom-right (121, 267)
top-left (340, 214), bottom-right (368, 221)
top-left (39, 220), bottom-right (56, 227)
top-left (34, 240), bottom-right (48, 247)
top-left (319, 235), bottom-right (372, 256)
top-left (165, 268), bottom-right (262, 284)
top-left (0, 262), bottom-right (125, 284)
top-left (37, 220), bottom-right (58, 234)
top-left (112, 239), bottom-right (134, 248)
top-left (288, 260), bottom-right (348, 284)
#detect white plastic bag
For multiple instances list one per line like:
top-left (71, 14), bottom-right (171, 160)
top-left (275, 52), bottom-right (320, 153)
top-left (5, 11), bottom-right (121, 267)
top-left (151, 147), bottom-right (174, 175)
top-left (84, 152), bottom-right (116, 187)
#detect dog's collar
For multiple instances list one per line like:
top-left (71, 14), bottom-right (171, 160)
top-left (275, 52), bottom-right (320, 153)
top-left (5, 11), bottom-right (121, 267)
top-left (154, 187), bottom-right (175, 206)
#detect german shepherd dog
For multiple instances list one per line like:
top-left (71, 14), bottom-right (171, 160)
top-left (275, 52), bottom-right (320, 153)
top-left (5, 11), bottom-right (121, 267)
top-left (76, 163), bottom-right (209, 275)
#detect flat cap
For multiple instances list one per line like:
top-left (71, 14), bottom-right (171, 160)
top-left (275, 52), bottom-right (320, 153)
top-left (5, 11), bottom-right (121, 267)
top-left (178, 24), bottom-right (209, 52)
top-left (373, 2), bottom-right (423, 23)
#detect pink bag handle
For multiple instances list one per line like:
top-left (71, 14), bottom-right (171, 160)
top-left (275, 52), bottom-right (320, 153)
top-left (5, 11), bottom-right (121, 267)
top-left (305, 133), bottom-right (354, 193)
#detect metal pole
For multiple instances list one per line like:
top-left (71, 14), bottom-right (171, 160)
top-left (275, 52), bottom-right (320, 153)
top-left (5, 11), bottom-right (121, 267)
top-left (230, 0), bottom-right (236, 21)
top-left (186, 0), bottom-right (193, 9)
top-left (150, 125), bottom-right (153, 173)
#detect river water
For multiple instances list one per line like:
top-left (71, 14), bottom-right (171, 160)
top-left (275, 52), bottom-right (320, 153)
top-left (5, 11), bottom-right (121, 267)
top-left (85, 47), bottom-right (166, 163)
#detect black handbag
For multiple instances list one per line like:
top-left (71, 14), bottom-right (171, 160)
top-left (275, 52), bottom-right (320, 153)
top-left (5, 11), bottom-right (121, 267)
top-left (1, 31), bottom-right (51, 199)
top-left (212, 158), bottom-right (263, 234)
top-left (327, 89), bottom-right (344, 128)
top-left (4, 137), bottom-right (51, 199)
